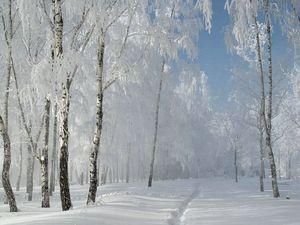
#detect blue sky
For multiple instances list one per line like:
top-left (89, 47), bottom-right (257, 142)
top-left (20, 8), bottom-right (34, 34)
top-left (199, 0), bottom-right (292, 110)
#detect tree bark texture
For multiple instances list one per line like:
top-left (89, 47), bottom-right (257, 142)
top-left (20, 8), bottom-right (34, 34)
top-left (0, 115), bottom-right (18, 212)
top-left (52, 0), bottom-right (63, 58)
top-left (264, 0), bottom-right (280, 198)
top-left (87, 34), bottom-right (105, 205)
top-left (50, 102), bottom-right (58, 195)
top-left (59, 84), bottom-right (72, 211)
top-left (41, 97), bottom-right (51, 208)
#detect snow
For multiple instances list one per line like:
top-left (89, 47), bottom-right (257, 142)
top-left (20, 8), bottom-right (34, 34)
top-left (1, 178), bottom-right (300, 225)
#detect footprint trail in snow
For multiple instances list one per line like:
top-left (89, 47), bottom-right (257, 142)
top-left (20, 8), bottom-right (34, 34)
top-left (168, 183), bottom-right (201, 225)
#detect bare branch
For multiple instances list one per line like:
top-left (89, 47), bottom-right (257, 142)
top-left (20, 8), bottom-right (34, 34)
top-left (80, 24), bottom-right (95, 52)
top-left (71, 3), bottom-right (92, 49)
top-left (39, 0), bottom-right (54, 34)
top-left (104, 7), bottom-right (127, 34)
top-left (103, 77), bottom-right (118, 92)
top-left (11, 56), bottom-right (44, 160)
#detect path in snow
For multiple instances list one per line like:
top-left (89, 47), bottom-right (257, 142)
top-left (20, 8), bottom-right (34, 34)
top-left (167, 183), bottom-right (200, 225)
top-left (2, 178), bottom-right (300, 225)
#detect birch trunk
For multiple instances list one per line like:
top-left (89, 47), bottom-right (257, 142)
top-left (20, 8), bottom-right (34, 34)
top-left (3, 0), bottom-right (13, 205)
top-left (16, 118), bottom-right (23, 192)
top-left (126, 148), bottom-right (131, 184)
top-left (0, 115), bottom-right (18, 212)
top-left (148, 60), bottom-right (165, 187)
top-left (26, 142), bottom-right (34, 201)
top-left (41, 97), bottom-right (51, 208)
top-left (4, 0), bottom-right (13, 130)
top-left (52, 0), bottom-right (72, 211)
top-left (53, 0), bottom-right (63, 59)
top-left (264, 0), bottom-right (280, 198)
top-left (259, 124), bottom-right (265, 192)
top-left (87, 34), bottom-right (105, 205)
top-left (50, 102), bottom-right (58, 195)
top-left (12, 55), bottom-right (42, 202)
top-left (287, 153), bottom-right (292, 179)
top-left (234, 146), bottom-right (238, 183)
top-left (254, 15), bottom-right (268, 194)
top-left (59, 84), bottom-right (72, 211)
top-left (278, 150), bottom-right (281, 180)
top-left (16, 139), bottom-right (22, 192)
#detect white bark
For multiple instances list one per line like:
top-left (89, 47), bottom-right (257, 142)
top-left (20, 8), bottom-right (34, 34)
top-left (52, 0), bottom-right (63, 59)
top-left (0, 115), bottom-right (18, 212)
top-left (87, 33), bottom-right (105, 205)
top-left (41, 96), bottom-right (51, 208)
top-left (26, 141), bottom-right (34, 201)
top-left (59, 83), bottom-right (72, 211)
top-left (3, 0), bottom-right (13, 130)
top-left (2, 0), bottom-right (13, 205)
top-left (50, 102), bottom-right (58, 195)
top-left (264, 0), bottom-right (280, 198)
top-left (254, 15), bottom-right (267, 193)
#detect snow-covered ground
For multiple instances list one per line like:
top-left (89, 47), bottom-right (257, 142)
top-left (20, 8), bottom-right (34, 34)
top-left (1, 178), bottom-right (300, 225)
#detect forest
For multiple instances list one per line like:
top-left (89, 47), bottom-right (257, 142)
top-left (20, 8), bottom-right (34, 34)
top-left (0, 0), bottom-right (300, 224)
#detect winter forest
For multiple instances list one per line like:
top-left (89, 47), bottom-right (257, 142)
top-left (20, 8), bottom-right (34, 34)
top-left (0, 0), bottom-right (299, 224)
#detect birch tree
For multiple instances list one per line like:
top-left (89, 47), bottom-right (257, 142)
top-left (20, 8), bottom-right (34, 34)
top-left (263, 0), bottom-right (279, 198)
top-left (148, 60), bottom-right (165, 187)
top-left (16, 120), bottom-right (23, 192)
top-left (87, 32), bottom-right (105, 204)
top-left (226, 0), bottom-right (280, 197)
top-left (2, 0), bottom-right (13, 132)
top-left (146, 0), bottom-right (212, 187)
top-left (41, 96), bottom-right (51, 208)
top-left (0, 115), bottom-right (18, 212)
top-left (52, 0), bottom-right (95, 210)
top-left (86, 0), bottom-right (137, 204)
top-left (50, 0), bottom-right (74, 211)
top-left (1, 0), bottom-right (14, 206)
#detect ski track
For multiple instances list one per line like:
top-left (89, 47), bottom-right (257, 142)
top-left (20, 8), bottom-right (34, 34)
top-left (167, 184), bottom-right (200, 225)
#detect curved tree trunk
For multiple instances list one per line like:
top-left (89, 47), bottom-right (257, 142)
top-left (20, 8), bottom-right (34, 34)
top-left (3, 0), bottom-right (13, 205)
top-left (0, 115), bottom-right (18, 212)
